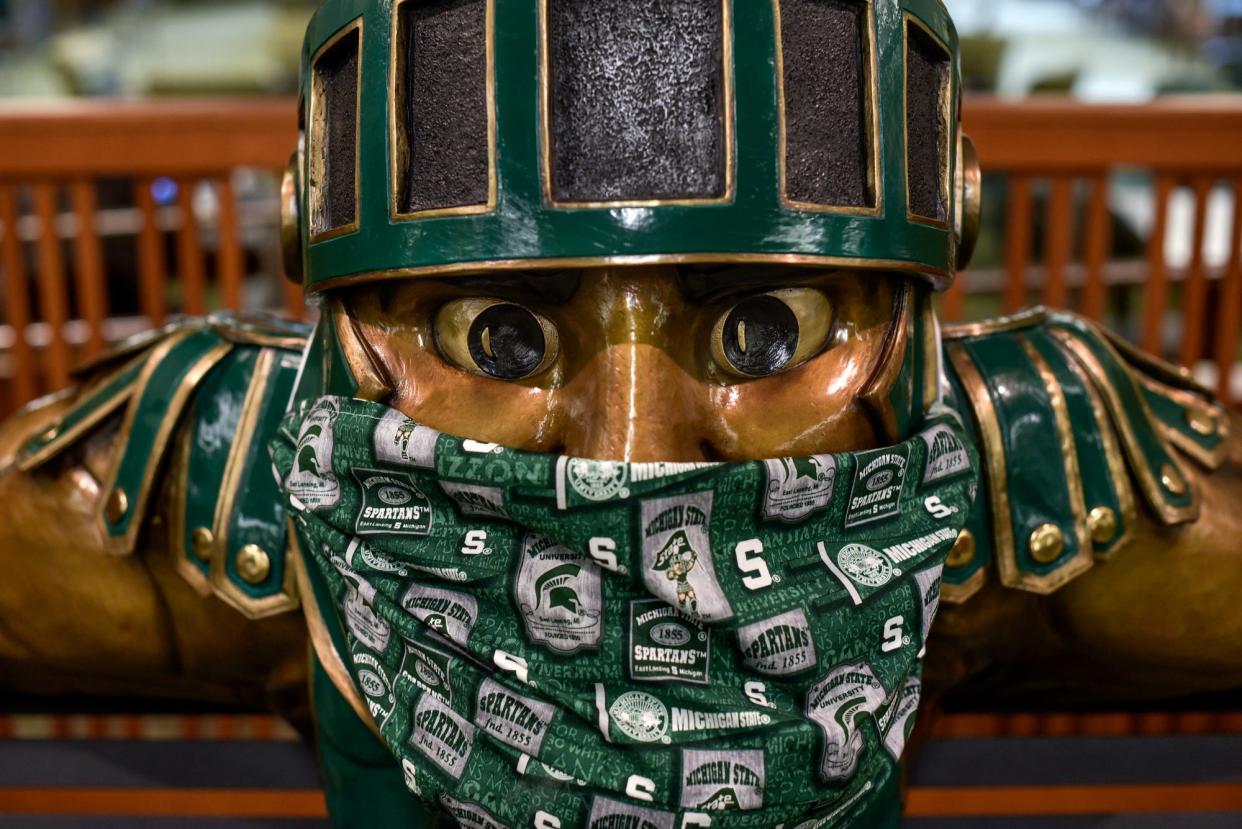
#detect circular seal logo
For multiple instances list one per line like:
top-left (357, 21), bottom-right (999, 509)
top-left (358, 669), bottom-right (387, 698)
top-left (650, 622), bottom-right (692, 647)
top-left (608, 691), bottom-right (669, 743)
top-left (361, 546), bottom-right (408, 576)
top-left (567, 459), bottom-right (628, 502)
top-left (378, 485), bottom-right (412, 506)
top-left (866, 469), bottom-right (894, 491)
top-left (837, 543), bottom-right (894, 587)
top-left (414, 661), bottom-right (441, 688)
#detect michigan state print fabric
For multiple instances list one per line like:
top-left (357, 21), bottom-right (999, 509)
top-left (272, 396), bottom-right (979, 828)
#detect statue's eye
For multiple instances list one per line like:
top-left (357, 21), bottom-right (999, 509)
top-left (710, 289), bottom-right (833, 379)
top-left (434, 299), bottom-right (559, 380)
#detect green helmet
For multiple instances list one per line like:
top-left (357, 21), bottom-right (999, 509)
top-left (284, 0), bottom-right (979, 292)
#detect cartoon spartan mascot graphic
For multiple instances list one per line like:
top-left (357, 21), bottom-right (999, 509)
top-left (681, 749), bottom-right (766, 812)
top-left (653, 529), bottom-right (700, 615)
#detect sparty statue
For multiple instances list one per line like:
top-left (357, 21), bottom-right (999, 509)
top-left (1, 1), bottom-right (1240, 827)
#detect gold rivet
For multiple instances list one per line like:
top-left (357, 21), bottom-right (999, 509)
top-left (1186, 409), bottom-right (1216, 437)
top-left (945, 529), bottom-right (975, 569)
top-left (1160, 463), bottom-right (1187, 496)
top-left (237, 544), bottom-right (271, 585)
top-left (1088, 507), bottom-right (1118, 545)
top-left (105, 488), bottom-right (129, 523)
top-left (1029, 523), bottom-right (1064, 564)
top-left (191, 527), bottom-right (214, 561)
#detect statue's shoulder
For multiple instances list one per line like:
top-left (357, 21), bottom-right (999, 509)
top-left (940, 308), bottom-right (1231, 603)
top-left (13, 312), bottom-right (311, 619)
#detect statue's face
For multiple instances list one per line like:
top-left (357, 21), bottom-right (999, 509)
top-left (349, 265), bottom-right (906, 462)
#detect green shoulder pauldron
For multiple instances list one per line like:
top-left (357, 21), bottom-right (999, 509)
top-left (15, 313), bottom-right (311, 619)
top-left (940, 308), bottom-right (1230, 602)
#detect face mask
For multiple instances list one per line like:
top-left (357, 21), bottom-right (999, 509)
top-left (274, 395), bottom-right (978, 828)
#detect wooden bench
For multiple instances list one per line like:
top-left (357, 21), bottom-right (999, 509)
top-left (954, 97), bottom-right (1242, 404)
top-left (0, 97), bottom-right (1241, 825)
top-left (0, 100), bottom-right (299, 410)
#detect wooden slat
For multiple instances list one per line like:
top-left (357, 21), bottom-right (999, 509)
top-left (1001, 712), bottom-right (1041, 738)
top-left (4, 98), bottom-right (1241, 179)
top-left (134, 178), bottom-right (168, 326)
top-left (1037, 712), bottom-right (1078, 737)
top-left (1178, 177), bottom-right (1214, 367)
top-left (215, 176), bottom-right (243, 310)
top-left (1136, 711), bottom-right (1176, 735)
top-left (0, 186), bottom-right (37, 407)
top-left (0, 101), bottom-right (296, 178)
top-left (70, 179), bottom-right (108, 359)
top-left (1172, 712), bottom-right (1218, 735)
top-left (0, 788), bottom-right (326, 818)
top-left (0, 785), bottom-right (1238, 820)
top-left (1214, 179), bottom-right (1242, 404)
top-left (906, 784), bottom-right (1242, 817)
top-left (175, 179), bottom-right (207, 316)
top-left (1042, 176), bottom-right (1075, 309)
top-left (965, 97), bottom-right (1242, 172)
top-left (940, 275), bottom-right (966, 323)
top-left (283, 275), bottom-right (306, 321)
top-left (930, 711), bottom-right (1242, 739)
top-left (32, 184), bottom-right (72, 389)
top-left (1082, 175), bottom-right (1113, 321)
top-left (1003, 176), bottom-right (1034, 314)
top-left (1141, 176), bottom-right (1176, 355)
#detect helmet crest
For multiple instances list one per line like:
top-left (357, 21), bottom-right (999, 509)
top-left (286, 0), bottom-right (975, 291)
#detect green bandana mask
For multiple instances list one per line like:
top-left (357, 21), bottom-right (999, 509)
top-left (273, 395), bottom-right (978, 829)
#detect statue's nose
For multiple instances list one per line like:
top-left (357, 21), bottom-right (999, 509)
top-left (557, 268), bottom-right (711, 462)
top-left (561, 341), bottom-right (709, 462)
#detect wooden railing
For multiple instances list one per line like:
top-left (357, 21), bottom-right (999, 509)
top-left (953, 97), bottom-right (1242, 404)
top-left (0, 100), bottom-right (300, 410)
top-left (1, 91), bottom-right (1241, 829)
top-left (1, 97), bottom-right (1241, 409)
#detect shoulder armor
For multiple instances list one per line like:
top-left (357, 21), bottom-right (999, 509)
top-left (17, 312), bottom-right (311, 619)
top-left (940, 308), bottom-right (1229, 603)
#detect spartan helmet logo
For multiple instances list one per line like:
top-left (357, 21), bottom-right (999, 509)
top-left (535, 564), bottom-right (584, 615)
top-left (516, 534), bottom-right (602, 654)
top-left (790, 455), bottom-right (832, 483)
top-left (763, 453), bottom-right (837, 522)
top-left (296, 427), bottom-right (323, 475)
top-left (805, 662), bottom-right (888, 782)
top-left (284, 397), bottom-right (341, 510)
top-left (653, 529), bottom-right (699, 614)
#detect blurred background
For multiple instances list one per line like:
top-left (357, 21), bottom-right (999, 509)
top-left (0, 2), bottom-right (1240, 827)
top-left (3, 0), bottom-right (1241, 97)
top-left (0, 0), bottom-right (1239, 408)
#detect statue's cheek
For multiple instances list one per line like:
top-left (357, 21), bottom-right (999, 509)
top-left (703, 331), bottom-right (889, 459)
top-left (392, 354), bottom-right (565, 452)
top-left (354, 307), bottom-right (568, 453)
